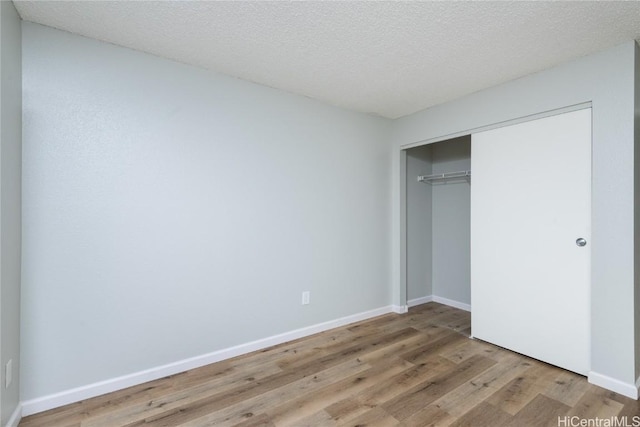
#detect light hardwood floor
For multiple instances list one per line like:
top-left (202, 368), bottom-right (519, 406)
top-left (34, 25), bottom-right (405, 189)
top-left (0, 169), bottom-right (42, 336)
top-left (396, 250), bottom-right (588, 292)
top-left (20, 303), bottom-right (640, 426)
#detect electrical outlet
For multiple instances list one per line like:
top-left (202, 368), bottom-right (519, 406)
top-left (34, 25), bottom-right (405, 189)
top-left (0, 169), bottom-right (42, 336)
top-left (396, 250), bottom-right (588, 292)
top-left (5, 359), bottom-right (12, 388)
top-left (302, 291), bottom-right (310, 305)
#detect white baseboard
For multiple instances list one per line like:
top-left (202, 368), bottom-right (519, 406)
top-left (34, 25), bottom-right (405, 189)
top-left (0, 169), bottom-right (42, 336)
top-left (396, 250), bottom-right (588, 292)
top-left (588, 371), bottom-right (639, 399)
top-left (407, 296), bottom-right (433, 307)
top-left (432, 295), bottom-right (471, 312)
top-left (21, 305), bottom-right (395, 416)
top-left (5, 404), bottom-right (21, 427)
top-left (407, 295), bottom-right (470, 312)
top-left (391, 305), bottom-right (408, 313)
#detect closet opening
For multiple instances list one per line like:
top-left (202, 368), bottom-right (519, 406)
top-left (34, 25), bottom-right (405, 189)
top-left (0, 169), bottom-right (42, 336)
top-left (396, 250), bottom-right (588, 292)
top-left (404, 135), bottom-right (471, 314)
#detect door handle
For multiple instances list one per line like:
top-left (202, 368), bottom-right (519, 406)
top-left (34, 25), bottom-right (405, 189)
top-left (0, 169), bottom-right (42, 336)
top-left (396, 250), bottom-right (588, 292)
top-left (576, 238), bottom-right (587, 247)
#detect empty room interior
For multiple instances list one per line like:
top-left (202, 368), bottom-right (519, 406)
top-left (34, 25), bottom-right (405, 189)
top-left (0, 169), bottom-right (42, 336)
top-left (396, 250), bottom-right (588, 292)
top-left (3, 1), bottom-right (640, 426)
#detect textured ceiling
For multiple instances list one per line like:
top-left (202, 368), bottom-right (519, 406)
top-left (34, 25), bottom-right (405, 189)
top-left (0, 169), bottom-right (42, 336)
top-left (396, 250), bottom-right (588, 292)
top-left (13, 1), bottom-right (640, 119)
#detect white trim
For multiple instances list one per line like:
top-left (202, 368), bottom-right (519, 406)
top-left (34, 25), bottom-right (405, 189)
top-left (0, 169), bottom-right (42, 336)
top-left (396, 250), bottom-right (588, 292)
top-left (432, 295), bottom-right (471, 312)
top-left (21, 305), bottom-right (394, 416)
top-left (5, 404), bottom-right (21, 427)
top-left (391, 305), bottom-right (408, 314)
top-left (588, 371), bottom-right (639, 399)
top-left (406, 295), bottom-right (470, 312)
top-left (400, 102), bottom-right (593, 150)
top-left (407, 296), bottom-right (433, 307)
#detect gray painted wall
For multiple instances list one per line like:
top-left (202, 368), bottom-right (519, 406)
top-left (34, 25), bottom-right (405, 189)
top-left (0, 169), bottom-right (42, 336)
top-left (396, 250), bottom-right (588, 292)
top-left (406, 146), bottom-right (432, 301)
top-left (431, 137), bottom-right (470, 305)
top-left (392, 42), bottom-right (637, 387)
top-left (0, 1), bottom-right (22, 424)
top-left (635, 42), bottom-right (640, 381)
top-left (21, 23), bottom-right (392, 401)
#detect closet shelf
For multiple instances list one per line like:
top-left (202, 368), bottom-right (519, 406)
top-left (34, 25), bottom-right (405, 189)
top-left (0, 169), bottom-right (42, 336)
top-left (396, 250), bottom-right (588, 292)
top-left (417, 170), bottom-right (471, 184)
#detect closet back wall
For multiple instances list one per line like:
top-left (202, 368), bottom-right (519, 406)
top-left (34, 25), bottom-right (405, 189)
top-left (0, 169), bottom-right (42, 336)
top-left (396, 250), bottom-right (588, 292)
top-left (21, 23), bottom-right (392, 402)
top-left (431, 138), bottom-right (470, 305)
top-left (405, 137), bottom-right (470, 307)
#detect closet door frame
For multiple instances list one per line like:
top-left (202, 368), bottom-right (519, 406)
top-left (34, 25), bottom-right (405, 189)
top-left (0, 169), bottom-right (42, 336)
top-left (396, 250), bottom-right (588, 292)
top-left (398, 102), bottom-right (592, 308)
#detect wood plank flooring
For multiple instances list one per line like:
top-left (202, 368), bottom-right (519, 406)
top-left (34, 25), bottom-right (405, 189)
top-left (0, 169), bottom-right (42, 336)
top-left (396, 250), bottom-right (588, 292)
top-left (20, 303), bottom-right (640, 426)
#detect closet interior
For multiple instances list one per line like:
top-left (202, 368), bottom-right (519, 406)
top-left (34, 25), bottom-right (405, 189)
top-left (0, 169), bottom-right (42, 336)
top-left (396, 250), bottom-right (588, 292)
top-left (405, 135), bottom-right (471, 308)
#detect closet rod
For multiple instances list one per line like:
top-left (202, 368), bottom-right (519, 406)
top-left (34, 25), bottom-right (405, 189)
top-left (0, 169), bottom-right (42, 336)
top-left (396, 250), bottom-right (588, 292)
top-left (417, 170), bottom-right (471, 184)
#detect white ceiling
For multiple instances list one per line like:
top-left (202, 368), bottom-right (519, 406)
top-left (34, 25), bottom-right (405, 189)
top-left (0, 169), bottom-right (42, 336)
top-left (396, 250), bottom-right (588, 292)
top-left (13, 1), bottom-right (640, 119)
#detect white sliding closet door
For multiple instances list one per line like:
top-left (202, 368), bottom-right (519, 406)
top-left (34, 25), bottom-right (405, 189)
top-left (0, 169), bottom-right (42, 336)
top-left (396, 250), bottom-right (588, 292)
top-left (471, 108), bottom-right (591, 375)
